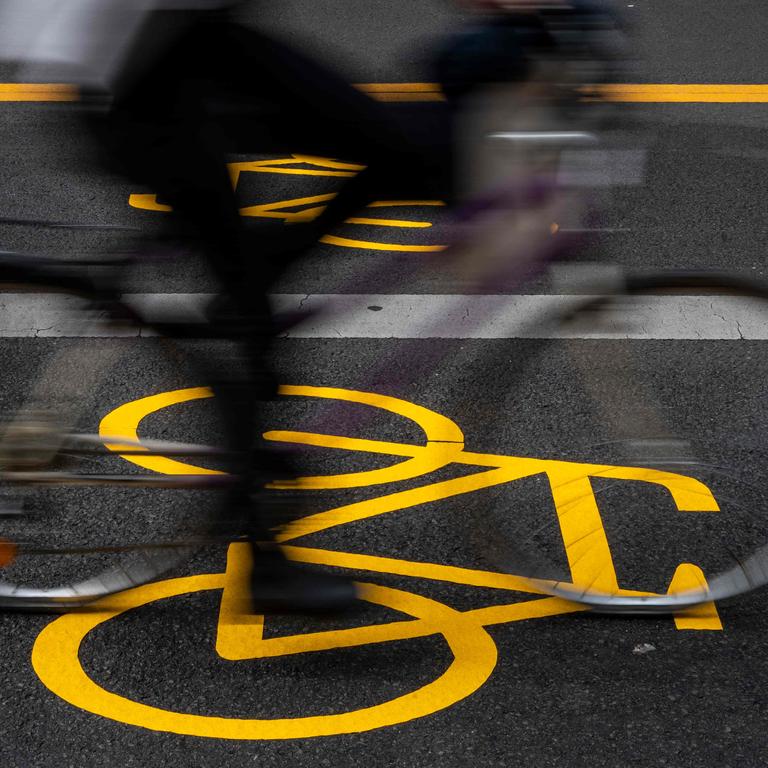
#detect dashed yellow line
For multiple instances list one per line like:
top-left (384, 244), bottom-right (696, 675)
top-left (0, 83), bottom-right (78, 101)
top-left (6, 82), bottom-right (768, 103)
top-left (585, 84), bottom-right (768, 103)
top-left (359, 82), bottom-right (768, 103)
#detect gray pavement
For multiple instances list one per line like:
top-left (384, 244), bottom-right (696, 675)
top-left (2, 1), bottom-right (768, 766)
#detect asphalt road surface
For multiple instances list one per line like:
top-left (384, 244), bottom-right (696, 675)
top-left (3, 1), bottom-right (768, 766)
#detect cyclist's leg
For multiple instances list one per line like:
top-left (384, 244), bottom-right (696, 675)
top-left (89, 13), bottom-right (358, 610)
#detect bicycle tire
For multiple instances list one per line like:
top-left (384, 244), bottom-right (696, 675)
top-left (0, 260), bottom-right (238, 610)
top-left (468, 270), bottom-right (768, 613)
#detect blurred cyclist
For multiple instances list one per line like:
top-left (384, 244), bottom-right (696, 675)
top-left (0, 0), bottom-right (621, 613)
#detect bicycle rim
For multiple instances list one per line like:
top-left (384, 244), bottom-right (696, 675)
top-left (470, 272), bottom-right (768, 613)
top-left (0, 290), bottom-right (236, 609)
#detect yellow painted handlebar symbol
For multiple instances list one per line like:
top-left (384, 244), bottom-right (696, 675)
top-left (33, 385), bottom-right (723, 740)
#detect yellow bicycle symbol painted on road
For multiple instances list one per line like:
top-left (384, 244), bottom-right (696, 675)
top-left (128, 154), bottom-right (447, 253)
top-left (33, 385), bottom-right (723, 740)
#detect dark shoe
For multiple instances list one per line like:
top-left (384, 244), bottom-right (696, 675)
top-left (249, 561), bottom-right (358, 615)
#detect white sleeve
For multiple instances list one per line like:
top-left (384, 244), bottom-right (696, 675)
top-left (0, 0), bottom-right (155, 86)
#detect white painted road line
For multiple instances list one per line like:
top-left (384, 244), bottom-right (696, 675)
top-left (0, 293), bottom-right (212, 337)
top-left (272, 294), bottom-right (768, 340)
top-left (0, 293), bottom-right (766, 339)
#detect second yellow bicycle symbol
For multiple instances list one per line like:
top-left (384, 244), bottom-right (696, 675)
top-left (129, 154), bottom-right (447, 253)
top-left (33, 385), bottom-right (723, 740)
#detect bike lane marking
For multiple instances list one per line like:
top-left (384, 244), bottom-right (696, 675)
top-left (99, 382), bottom-right (721, 611)
top-left (32, 384), bottom-right (722, 741)
top-left (98, 382), bottom-right (722, 618)
top-left (128, 155), bottom-right (448, 253)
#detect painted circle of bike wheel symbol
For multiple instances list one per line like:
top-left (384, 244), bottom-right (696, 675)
top-left (32, 575), bottom-right (498, 740)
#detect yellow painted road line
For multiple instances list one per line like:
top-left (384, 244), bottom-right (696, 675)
top-left (588, 84), bottom-right (768, 102)
top-left (319, 234), bottom-right (445, 252)
top-left (0, 83), bottom-right (78, 101)
top-left (370, 92), bottom-right (447, 102)
top-left (8, 82), bottom-right (768, 103)
top-left (360, 82), bottom-right (768, 103)
top-left (357, 82), bottom-right (445, 102)
top-left (368, 200), bottom-right (446, 207)
top-left (344, 216), bottom-right (432, 228)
